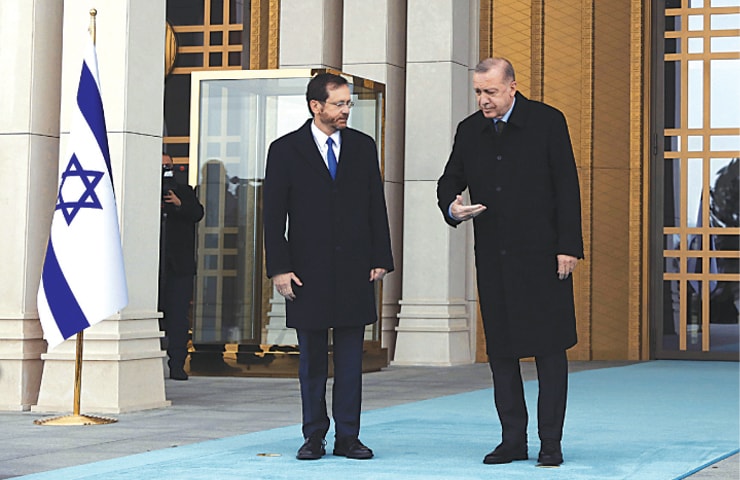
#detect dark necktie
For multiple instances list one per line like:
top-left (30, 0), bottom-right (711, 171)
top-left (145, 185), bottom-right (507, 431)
top-left (494, 120), bottom-right (506, 135)
top-left (326, 137), bottom-right (337, 179)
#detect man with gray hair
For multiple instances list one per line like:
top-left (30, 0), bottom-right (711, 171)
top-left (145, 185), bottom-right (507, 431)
top-left (437, 57), bottom-right (583, 467)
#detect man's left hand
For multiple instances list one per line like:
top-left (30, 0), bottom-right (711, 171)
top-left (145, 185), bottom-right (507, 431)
top-left (369, 268), bottom-right (387, 282)
top-left (557, 254), bottom-right (578, 280)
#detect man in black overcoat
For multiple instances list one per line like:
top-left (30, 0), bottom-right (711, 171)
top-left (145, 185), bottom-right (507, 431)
top-left (437, 58), bottom-right (584, 467)
top-left (263, 73), bottom-right (394, 461)
top-left (159, 153), bottom-right (204, 380)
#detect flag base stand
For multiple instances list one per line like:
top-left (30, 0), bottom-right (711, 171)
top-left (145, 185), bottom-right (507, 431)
top-left (34, 331), bottom-right (118, 426)
top-left (34, 414), bottom-right (117, 426)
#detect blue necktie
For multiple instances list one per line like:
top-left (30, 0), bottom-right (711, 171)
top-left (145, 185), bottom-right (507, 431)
top-left (326, 137), bottom-right (337, 179)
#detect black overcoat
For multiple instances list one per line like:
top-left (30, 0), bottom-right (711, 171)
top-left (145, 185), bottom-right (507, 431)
top-left (162, 183), bottom-right (204, 276)
top-left (263, 119), bottom-right (394, 330)
top-left (437, 92), bottom-right (584, 358)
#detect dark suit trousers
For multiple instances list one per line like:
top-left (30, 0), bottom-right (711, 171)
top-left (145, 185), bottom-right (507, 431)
top-left (162, 273), bottom-right (194, 369)
top-left (297, 326), bottom-right (365, 440)
top-left (489, 351), bottom-right (568, 443)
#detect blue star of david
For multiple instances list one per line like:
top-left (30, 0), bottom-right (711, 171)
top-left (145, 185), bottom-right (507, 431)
top-left (55, 154), bottom-right (105, 225)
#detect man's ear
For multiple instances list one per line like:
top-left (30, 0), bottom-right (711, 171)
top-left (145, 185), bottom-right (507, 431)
top-left (309, 99), bottom-right (322, 116)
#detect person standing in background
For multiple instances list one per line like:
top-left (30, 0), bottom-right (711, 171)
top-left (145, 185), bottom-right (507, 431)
top-left (159, 153), bottom-right (204, 381)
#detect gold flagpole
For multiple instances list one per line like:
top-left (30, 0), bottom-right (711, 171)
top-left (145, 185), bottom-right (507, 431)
top-left (35, 9), bottom-right (117, 426)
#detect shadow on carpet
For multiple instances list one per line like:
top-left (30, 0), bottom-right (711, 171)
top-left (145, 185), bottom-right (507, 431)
top-left (17, 361), bottom-right (740, 480)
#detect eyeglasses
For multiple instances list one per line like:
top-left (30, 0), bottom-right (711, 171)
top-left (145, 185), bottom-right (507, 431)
top-left (321, 100), bottom-right (355, 109)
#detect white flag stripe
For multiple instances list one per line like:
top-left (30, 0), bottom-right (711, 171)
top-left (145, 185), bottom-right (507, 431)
top-left (37, 39), bottom-right (128, 349)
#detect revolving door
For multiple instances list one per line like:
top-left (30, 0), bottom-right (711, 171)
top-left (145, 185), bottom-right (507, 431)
top-left (187, 69), bottom-right (387, 376)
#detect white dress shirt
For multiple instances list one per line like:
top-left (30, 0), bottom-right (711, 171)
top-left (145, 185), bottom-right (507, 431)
top-left (311, 121), bottom-right (341, 171)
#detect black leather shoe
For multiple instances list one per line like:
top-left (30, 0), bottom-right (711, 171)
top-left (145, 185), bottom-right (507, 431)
top-left (296, 436), bottom-right (326, 460)
top-left (169, 368), bottom-right (189, 381)
top-left (537, 439), bottom-right (563, 467)
top-left (483, 442), bottom-right (528, 464)
top-left (333, 437), bottom-right (374, 459)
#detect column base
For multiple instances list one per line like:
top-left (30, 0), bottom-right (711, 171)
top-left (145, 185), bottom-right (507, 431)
top-left (392, 300), bottom-right (473, 366)
top-left (32, 314), bottom-right (171, 414)
top-left (0, 317), bottom-right (46, 411)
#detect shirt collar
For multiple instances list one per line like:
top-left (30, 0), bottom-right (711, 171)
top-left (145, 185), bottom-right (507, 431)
top-left (311, 121), bottom-right (341, 148)
top-left (496, 96), bottom-right (516, 124)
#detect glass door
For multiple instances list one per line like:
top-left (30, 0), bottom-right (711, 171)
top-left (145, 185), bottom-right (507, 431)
top-left (655, 0), bottom-right (739, 359)
top-left (187, 69), bottom-right (387, 375)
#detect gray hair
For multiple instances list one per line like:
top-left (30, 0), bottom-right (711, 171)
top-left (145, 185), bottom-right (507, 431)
top-left (475, 57), bottom-right (516, 82)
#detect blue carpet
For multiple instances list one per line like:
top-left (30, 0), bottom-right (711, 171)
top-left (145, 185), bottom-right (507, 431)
top-left (18, 361), bottom-right (739, 480)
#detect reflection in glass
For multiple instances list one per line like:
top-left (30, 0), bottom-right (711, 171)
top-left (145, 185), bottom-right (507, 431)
top-left (175, 32), bottom-right (204, 47)
top-left (665, 256), bottom-right (681, 274)
top-left (711, 36), bottom-right (740, 53)
top-left (664, 158), bottom-right (680, 228)
top-left (687, 254), bottom-right (704, 273)
top-left (700, 277), bottom-right (739, 354)
top-left (665, 234), bottom-right (681, 250)
top-left (711, 135), bottom-right (740, 151)
top-left (665, 38), bottom-right (680, 54)
top-left (688, 37), bottom-right (704, 53)
top-left (210, 0), bottom-right (224, 25)
top-left (687, 282), bottom-right (703, 351)
top-left (688, 60), bottom-right (703, 129)
top-left (687, 136), bottom-right (703, 151)
top-left (229, 31), bottom-right (242, 46)
top-left (711, 59), bottom-right (740, 128)
top-left (688, 15), bottom-right (704, 31)
top-left (175, 53), bottom-right (204, 68)
top-left (666, 14), bottom-right (682, 32)
top-left (711, 13), bottom-right (740, 30)
top-left (664, 61), bottom-right (680, 129)
top-left (661, 0), bottom-right (740, 358)
top-left (229, 0), bottom-right (243, 23)
top-left (661, 280), bottom-right (704, 351)
top-left (687, 158), bottom-right (704, 227)
top-left (167, 1), bottom-right (206, 26)
top-left (209, 52), bottom-right (223, 67)
top-left (665, 136), bottom-right (680, 152)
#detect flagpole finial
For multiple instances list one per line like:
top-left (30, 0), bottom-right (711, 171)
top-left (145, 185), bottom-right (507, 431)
top-left (88, 9), bottom-right (97, 45)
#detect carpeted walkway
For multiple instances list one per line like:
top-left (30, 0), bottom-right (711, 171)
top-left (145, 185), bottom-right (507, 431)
top-left (16, 361), bottom-right (739, 480)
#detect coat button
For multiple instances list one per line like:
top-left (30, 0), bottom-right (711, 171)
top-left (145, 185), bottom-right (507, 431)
top-left (496, 154), bottom-right (502, 161)
top-left (500, 249), bottom-right (507, 255)
top-left (495, 186), bottom-right (502, 192)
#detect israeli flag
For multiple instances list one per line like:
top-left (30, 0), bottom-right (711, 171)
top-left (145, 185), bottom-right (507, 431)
top-left (37, 39), bottom-right (128, 350)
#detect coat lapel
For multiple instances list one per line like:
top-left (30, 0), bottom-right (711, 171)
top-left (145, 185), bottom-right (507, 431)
top-left (293, 119), bottom-right (335, 182)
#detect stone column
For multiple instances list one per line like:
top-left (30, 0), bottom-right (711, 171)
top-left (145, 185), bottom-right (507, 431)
top-left (342, 0), bottom-right (406, 358)
top-left (392, 0), bottom-right (478, 366)
top-left (279, 0), bottom-right (343, 70)
top-left (33, 0), bottom-right (170, 413)
top-left (0, 0), bottom-right (64, 411)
